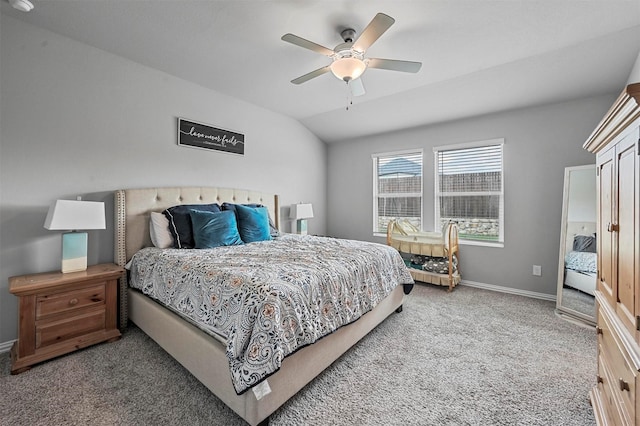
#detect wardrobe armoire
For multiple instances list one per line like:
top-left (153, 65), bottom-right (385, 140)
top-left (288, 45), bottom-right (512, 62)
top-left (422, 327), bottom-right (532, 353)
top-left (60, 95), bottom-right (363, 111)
top-left (585, 82), bottom-right (640, 425)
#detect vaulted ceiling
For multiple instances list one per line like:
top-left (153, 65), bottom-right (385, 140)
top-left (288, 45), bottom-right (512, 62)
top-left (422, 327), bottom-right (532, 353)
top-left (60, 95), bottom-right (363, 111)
top-left (2, 1), bottom-right (640, 142)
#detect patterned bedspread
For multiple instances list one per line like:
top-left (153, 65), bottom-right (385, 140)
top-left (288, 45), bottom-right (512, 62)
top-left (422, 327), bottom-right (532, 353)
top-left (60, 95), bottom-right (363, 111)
top-left (565, 251), bottom-right (597, 274)
top-left (129, 234), bottom-right (413, 394)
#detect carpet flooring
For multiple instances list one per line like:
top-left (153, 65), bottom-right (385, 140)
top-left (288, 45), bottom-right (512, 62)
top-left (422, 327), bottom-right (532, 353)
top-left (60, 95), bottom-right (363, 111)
top-left (560, 286), bottom-right (596, 318)
top-left (0, 284), bottom-right (596, 425)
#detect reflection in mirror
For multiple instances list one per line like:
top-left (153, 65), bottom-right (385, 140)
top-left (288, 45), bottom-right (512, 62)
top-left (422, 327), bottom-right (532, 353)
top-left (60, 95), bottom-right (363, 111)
top-left (556, 165), bottom-right (596, 325)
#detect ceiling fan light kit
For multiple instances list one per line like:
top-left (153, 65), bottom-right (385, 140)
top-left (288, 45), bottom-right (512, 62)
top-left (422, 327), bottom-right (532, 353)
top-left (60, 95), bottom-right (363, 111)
top-left (282, 13), bottom-right (422, 98)
top-left (330, 57), bottom-right (366, 81)
top-left (329, 30), bottom-right (367, 82)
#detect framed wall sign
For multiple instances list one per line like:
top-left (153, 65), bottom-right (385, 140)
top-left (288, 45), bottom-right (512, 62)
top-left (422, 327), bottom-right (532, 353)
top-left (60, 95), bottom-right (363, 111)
top-left (178, 118), bottom-right (245, 155)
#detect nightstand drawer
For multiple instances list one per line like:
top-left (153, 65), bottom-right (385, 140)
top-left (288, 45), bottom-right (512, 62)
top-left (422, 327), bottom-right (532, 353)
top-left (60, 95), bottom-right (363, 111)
top-left (36, 283), bottom-right (105, 318)
top-left (36, 309), bottom-right (106, 349)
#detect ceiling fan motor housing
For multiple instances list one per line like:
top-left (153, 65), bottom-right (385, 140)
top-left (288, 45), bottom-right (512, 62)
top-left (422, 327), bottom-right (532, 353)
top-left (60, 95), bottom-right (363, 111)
top-left (333, 42), bottom-right (363, 59)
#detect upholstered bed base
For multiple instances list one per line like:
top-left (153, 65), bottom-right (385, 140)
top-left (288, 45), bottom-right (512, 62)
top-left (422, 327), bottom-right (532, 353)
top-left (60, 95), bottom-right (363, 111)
top-left (564, 269), bottom-right (596, 296)
top-left (114, 186), bottom-right (406, 425)
top-left (129, 285), bottom-right (403, 425)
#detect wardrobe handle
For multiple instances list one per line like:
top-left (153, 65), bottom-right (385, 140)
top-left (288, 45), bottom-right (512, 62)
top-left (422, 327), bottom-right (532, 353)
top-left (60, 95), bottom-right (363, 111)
top-left (619, 378), bottom-right (630, 392)
top-left (607, 222), bottom-right (619, 232)
top-left (596, 326), bottom-right (603, 335)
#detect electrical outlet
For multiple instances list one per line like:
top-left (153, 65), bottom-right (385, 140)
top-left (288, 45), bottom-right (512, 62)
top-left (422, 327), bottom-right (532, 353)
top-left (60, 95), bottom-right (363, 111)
top-left (533, 265), bottom-right (542, 276)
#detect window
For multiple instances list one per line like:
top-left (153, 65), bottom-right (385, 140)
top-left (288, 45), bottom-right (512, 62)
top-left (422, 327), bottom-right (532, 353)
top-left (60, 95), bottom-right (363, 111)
top-left (372, 150), bottom-right (423, 234)
top-left (434, 139), bottom-right (504, 245)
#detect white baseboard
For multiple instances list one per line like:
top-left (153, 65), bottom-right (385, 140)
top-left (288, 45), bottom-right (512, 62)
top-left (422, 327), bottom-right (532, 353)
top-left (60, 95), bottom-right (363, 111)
top-left (0, 339), bottom-right (15, 354)
top-left (460, 279), bottom-right (557, 302)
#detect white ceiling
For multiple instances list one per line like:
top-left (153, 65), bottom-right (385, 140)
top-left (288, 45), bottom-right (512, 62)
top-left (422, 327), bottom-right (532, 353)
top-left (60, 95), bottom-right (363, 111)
top-left (2, 1), bottom-right (640, 143)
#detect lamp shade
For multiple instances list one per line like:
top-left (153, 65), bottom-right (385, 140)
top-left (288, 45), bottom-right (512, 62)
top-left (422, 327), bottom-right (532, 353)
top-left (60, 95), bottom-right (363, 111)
top-left (330, 57), bottom-right (367, 81)
top-left (290, 203), bottom-right (314, 220)
top-left (44, 200), bottom-right (106, 231)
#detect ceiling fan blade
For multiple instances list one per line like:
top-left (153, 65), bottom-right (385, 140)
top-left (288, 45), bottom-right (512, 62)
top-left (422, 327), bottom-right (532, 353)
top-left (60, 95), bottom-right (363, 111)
top-left (291, 65), bottom-right (331, 84)
top-left (367, 58), bottom-right (422, 73)
top-left (352, 13), bottom-right (395, 52)
top-left (281, 33), bottom-right (335, 57)
top-left (349, 78), bottom-right (366, 97)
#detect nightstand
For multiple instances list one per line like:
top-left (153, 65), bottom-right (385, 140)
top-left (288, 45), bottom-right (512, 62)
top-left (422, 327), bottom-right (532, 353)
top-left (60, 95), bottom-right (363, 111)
top-left (9, 263), bottom-right (124, 374)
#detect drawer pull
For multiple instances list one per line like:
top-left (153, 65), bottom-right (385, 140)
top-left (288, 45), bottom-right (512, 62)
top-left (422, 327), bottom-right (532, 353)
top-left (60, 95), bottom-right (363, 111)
top-left (619, 378), bottom-right (630, 392)
top-left (68, 298), bottom-right (79, 306)
top-left (596, 326), bottom-right (603, 335)
top-left (597, 375), bottom-right (604, 384)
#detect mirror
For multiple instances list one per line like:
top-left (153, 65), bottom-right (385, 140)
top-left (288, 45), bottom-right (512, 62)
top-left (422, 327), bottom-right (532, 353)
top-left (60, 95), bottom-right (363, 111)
top-left (556, 164), bottom-right (597, 325)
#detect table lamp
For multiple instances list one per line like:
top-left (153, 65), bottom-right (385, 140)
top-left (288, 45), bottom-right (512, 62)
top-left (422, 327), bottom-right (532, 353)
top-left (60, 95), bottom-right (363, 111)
top-left (44, 199), bottom-right (106, 273)
top-left (290, 203), bottom-right (314, 235)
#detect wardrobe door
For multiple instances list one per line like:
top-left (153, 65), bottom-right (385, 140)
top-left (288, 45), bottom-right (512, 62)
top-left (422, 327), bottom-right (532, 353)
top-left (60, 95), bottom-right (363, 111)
top-left (615, 130), bottom-right (638, 338)
top-left (598, 146), bottom-right (616, 308)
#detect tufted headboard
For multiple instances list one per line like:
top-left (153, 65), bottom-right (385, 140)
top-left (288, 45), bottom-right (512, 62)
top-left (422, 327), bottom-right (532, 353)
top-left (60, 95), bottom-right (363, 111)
top-left (114, 186), bottom-right (279, 328)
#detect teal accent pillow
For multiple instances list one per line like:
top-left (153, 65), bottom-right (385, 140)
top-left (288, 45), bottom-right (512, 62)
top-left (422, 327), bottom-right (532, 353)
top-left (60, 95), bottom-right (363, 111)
top-left (235, 204), bottom-right (272, 243)
top-left (220, 202), bottom-right (280, 238)
top-left (163, 203), bottom-right (221, 249)
top-left (189, 210), bottom-right (243, 249)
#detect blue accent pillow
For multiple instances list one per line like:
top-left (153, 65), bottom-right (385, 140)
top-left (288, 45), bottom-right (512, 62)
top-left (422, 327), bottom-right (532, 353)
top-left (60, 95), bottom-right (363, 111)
top-left (189, 209), bottom-right (243, 249)
top-left (221, 202), bottom-right (280, 237)
top-left (163, 203), bottom-right (221, 249)
top-left (234, 204), bottom-right (272, 243)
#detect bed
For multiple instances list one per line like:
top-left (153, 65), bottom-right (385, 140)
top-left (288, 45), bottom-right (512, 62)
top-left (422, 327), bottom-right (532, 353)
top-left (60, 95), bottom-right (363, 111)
top-left (114, 186), bottom-right (413, 426)
top-left (386, 219), bottom-right (461, 292)
top-left (563, 222), bottom-right (597, 296)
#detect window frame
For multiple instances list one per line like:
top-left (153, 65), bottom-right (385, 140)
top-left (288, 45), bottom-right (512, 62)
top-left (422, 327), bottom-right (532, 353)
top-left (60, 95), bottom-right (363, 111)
top-left (433, 138), bottom-right (505, 248)
top-left (372, 148), bottom-right (424, 237)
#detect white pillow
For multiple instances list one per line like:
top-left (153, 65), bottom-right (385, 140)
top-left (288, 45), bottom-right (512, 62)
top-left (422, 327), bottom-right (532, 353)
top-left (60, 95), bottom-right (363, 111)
top-left (150, 212), bottom-right (174, 248)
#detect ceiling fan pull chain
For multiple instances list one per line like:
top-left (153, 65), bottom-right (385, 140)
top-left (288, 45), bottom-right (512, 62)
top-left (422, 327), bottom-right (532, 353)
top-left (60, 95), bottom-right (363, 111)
top-left (346, 81), bottom-right (353, 111)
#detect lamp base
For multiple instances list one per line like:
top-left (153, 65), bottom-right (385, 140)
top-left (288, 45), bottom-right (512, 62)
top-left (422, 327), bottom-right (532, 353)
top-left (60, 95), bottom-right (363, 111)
top-left (296, 219), bottom-right (308, 236)
top-left (61, 232), bottom-right (88, 273)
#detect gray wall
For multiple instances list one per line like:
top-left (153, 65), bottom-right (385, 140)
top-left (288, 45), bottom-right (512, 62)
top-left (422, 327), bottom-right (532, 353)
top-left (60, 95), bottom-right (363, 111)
top-left (326, 94), bottom-right (615, 296)
top-left (0, 15), bottom-right (327, 343)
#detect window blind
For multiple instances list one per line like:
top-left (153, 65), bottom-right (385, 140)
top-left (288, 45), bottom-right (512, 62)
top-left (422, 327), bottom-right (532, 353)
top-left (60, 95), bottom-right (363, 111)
top-left (373, 151), bottom-right (423, 234)
top-left (435, 142), bottom-right (504, 243)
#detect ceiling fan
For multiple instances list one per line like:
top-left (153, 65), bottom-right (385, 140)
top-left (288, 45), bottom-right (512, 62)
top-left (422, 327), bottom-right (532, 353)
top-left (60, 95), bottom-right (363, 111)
top-left (281, 13), bottom-right (422, 97)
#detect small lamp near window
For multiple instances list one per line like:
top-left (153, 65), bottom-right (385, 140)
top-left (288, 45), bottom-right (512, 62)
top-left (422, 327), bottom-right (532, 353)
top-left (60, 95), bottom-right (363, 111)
top-left (290, 203), bottom-right (314, 235)
top-left (44, 199), bottom-right (106, 273)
